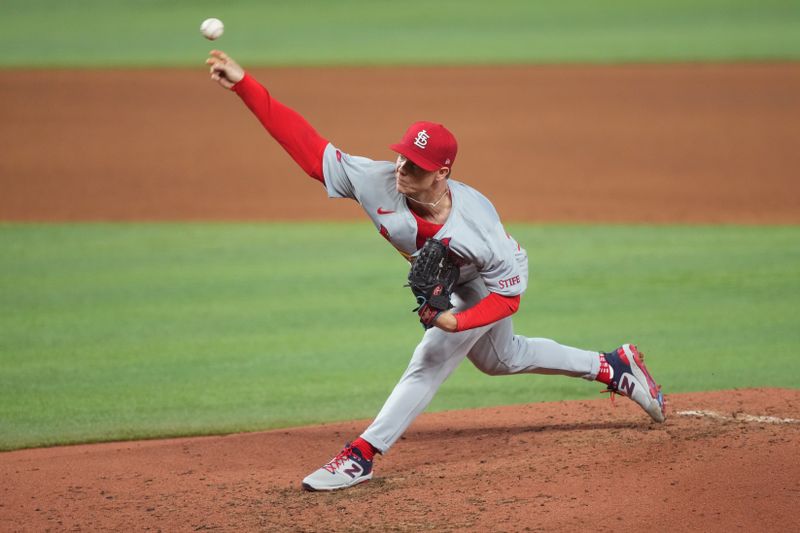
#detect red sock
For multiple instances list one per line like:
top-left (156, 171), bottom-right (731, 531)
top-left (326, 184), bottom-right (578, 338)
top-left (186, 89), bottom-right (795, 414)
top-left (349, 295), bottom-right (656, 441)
top-left (352, 437), bottom-right (378, 461)
top-left (596, 353), bottom-right (612, 385)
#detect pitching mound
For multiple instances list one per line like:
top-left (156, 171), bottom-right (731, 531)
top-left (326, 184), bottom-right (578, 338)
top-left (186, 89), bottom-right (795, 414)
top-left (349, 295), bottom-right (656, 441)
top-left (1, 388), bottom-right (798, 532)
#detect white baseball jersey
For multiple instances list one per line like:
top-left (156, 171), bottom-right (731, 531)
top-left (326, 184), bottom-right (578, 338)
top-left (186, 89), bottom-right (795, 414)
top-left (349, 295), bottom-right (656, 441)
top-left (321, 144), bottom-right (529, 298)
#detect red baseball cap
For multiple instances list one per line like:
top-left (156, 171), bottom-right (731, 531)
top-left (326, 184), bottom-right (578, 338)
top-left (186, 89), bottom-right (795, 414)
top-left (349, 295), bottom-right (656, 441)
top-left (390, 121), bottom-right (458, 172)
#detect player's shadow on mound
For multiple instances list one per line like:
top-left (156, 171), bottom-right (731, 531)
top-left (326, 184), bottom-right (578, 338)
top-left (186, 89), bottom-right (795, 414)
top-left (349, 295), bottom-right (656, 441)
top-left (406, 419), bottom-right (646, 442)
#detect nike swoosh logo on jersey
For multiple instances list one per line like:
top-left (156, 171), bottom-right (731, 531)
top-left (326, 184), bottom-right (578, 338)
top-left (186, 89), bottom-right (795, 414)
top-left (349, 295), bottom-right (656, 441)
top-left (377, 207), bottom-right (395, 215)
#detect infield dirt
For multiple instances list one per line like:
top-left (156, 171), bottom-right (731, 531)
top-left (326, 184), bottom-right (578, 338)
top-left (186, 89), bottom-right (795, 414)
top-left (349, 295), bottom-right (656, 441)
top-left (1, 64), bottom-right (799, 532)
top-left (2, 63), bottom-right (799, 222)
top-left (2, 389), bottom-right (799, 532)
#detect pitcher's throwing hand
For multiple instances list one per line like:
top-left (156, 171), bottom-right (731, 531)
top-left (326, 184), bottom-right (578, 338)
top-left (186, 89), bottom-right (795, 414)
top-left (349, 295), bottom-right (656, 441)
top-left (206, 50), bottom-right (244, 89)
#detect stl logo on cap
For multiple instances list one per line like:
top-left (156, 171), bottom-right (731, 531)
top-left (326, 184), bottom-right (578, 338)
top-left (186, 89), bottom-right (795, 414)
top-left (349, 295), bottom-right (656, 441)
top-left (389, 121), bottom-right (457, 171)
top-left (413, 130), bottom-right (430, 149)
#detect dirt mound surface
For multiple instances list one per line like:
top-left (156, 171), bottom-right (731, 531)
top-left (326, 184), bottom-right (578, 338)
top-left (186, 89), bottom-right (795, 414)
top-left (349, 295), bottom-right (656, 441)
top-left (2, 388), bottom-right (798, 532)
top-left (2, 64), bottom-right (799, 223)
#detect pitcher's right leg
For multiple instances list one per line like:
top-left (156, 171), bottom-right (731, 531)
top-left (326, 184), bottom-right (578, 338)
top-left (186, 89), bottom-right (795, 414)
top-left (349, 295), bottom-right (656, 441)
top-left (466, 320), bottom-right (666, 423)
top-left (466, 317), bottom-right (600, 379)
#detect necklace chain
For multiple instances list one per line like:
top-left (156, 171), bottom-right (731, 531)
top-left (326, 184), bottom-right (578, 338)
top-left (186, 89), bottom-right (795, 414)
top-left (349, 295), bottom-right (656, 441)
top-left (405, 187), bottom-right (450, 209)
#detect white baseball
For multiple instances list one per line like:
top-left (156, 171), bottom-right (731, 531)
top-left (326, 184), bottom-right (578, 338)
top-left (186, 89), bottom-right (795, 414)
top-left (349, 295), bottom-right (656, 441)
top-left (200, 18), bottom-right (224, 40)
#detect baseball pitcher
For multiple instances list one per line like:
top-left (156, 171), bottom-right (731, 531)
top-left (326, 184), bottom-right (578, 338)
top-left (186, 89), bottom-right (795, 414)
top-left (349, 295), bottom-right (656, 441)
top-left (206, 50), bottom-right (666, 492)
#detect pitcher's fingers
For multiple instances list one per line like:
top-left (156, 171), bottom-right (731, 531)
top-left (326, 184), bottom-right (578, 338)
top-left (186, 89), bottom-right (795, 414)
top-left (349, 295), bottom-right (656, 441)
top-left (209, 50), bottom-right (229, 61)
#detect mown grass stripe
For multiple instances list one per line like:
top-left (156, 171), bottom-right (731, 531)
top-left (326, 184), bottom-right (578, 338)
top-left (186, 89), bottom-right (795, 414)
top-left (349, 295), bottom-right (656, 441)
top-left (1, 223), bottom-right (798, 450)
top-left (2, 0), bottom-right (799, 67)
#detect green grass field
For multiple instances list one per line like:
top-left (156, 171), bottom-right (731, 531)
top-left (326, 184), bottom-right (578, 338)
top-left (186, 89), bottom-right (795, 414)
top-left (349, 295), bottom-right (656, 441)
top-left (2, 223), bottom-right (798, 450)
top-left (2, 0), bottom-right (800, 67)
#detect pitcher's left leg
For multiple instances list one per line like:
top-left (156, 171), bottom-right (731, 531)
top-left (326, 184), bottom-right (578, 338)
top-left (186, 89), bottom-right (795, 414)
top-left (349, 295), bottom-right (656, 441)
top-left (360, 323), bottom-right (489, 453)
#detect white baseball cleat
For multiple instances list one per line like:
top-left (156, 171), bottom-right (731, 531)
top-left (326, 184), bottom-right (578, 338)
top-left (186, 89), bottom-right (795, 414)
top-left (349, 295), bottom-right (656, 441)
top-left (604, 344), bottom-right (666, 423)
top-left (302, 443), bottom-right (374, 491)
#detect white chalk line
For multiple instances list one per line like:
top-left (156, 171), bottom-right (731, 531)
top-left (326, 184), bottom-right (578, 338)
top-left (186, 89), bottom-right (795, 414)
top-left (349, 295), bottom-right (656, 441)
top-left (677, 410), bottom-right (799, 425)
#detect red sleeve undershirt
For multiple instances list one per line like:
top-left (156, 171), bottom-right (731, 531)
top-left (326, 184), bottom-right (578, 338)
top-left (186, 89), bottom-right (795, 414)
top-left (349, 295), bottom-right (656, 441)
top-left (232, 73), bottom-right (328, 183)
top-left (454, 292), bottom-right (520, 331)
top-left (232, 73), bottom-right (519, 331)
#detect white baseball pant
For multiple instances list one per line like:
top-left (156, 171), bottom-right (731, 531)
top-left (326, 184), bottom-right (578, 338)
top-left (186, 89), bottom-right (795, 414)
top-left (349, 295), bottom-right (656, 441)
top-left (360, 276), bottom-right (601, 452)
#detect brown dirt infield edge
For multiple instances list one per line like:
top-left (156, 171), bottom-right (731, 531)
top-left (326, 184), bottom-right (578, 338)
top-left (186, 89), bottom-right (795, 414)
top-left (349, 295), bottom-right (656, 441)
top-left (1, 63), bottom-right (799, 222)
top-left (1, 389), bottom-right (799, 532)
top-left (2, 64), bottom-right (799, 532)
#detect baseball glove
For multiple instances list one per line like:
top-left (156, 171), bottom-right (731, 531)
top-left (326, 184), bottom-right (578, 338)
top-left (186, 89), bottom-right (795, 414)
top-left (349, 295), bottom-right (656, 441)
top-left (407, 238), bottom-right (460, 329)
